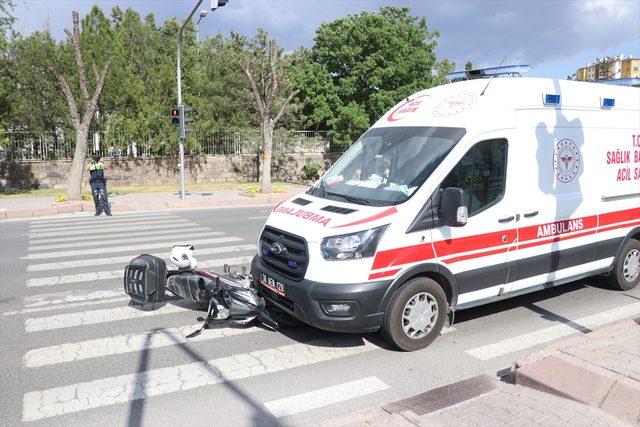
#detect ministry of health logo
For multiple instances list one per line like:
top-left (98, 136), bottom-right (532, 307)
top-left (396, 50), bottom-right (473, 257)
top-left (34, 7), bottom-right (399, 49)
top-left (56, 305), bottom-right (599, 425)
top-left (554, 138), bottom-right (580, 183)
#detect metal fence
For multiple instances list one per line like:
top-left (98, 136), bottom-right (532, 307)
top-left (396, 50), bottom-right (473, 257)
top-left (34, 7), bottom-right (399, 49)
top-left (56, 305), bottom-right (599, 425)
top-left (0, 129), bottom-right (345, 161)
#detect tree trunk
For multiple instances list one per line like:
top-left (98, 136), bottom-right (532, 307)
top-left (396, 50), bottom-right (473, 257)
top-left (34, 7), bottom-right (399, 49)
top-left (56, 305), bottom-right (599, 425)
top-left (66, 124), bottom-right (90, 200)
top-left (261, 120), bottom-right (274, 194)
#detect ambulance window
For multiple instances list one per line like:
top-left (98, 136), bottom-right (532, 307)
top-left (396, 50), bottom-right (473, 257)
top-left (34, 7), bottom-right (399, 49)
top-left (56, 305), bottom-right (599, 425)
top-left (440, 138), bottom-right (507, 216)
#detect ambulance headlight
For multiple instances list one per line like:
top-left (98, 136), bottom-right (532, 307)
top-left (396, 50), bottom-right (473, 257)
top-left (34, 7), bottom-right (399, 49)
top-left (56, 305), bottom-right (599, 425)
top-left (321, 225), bottom-right (388, 260)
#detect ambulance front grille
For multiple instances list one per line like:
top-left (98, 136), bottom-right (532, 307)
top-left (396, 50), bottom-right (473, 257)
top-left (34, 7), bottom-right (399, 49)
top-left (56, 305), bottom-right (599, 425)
top-left (260, 226), bottom-right (308, 281)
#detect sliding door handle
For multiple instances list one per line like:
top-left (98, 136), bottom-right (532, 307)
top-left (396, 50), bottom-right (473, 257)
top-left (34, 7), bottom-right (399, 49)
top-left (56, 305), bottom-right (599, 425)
top-left (498, 215), bottom-right (515, 223)
top-left (523, 210), bottom-right (539, 218)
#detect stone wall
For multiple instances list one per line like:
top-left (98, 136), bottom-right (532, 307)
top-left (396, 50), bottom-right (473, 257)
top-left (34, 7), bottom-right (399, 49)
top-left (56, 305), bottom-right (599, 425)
top-left (0, 153), bottom-right (341, 190)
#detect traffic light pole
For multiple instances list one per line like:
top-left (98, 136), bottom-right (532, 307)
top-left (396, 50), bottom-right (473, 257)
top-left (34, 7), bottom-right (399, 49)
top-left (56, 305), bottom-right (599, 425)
top-left (176, 0), bottom-right (205, 200)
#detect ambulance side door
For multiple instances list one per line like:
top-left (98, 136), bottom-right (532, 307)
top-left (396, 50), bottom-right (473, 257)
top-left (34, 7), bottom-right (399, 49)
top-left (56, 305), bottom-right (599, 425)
top-left (430, 135), bottom-right (519, 307)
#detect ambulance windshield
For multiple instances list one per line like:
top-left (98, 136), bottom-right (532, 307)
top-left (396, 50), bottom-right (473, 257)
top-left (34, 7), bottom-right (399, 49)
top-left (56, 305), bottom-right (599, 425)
top-left (310, 126), bottom-right (466, 206)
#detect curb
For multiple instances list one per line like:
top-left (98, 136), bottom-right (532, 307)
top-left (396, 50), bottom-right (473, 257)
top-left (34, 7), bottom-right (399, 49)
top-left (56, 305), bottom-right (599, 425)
top-left (0, 193), bottom-right (291, 220)
top-left (513, 319), bottom-right (640, 425)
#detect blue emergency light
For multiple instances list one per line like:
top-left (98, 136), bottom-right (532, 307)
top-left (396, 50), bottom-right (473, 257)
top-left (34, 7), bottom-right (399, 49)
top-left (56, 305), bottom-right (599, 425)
top-left (544, 94), bottom-right (561, 105)
top-left (601, 98), bottom-right (615, 108)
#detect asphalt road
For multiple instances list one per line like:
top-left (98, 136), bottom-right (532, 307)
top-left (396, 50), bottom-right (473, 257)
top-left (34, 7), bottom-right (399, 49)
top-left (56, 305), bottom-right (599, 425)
top-left (1, 206), bottom-right (638, 427)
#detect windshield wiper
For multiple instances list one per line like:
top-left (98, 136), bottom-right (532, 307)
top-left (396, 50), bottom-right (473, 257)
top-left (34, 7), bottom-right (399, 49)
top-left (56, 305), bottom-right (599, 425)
top-left (325, 191), bottom-right (371, 205)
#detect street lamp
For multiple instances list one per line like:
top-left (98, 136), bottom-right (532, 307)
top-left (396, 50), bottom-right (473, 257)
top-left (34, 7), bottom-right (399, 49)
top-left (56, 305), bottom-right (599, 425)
top-left (176, 0), bottom-right (228, 200)
top-left (196, 10), bottom-right (207, 42)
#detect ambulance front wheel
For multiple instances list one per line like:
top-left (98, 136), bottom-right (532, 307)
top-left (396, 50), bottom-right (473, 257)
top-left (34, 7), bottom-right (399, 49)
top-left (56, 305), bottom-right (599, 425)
top-left (381, 277), bottom-right (447, 351)
top-left (608, 238), bottom-right (640, 291)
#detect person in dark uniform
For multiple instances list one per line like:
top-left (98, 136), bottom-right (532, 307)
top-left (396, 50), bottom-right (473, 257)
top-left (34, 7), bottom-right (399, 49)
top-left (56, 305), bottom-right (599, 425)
top-left (88, 154), bottom-right (112, 216)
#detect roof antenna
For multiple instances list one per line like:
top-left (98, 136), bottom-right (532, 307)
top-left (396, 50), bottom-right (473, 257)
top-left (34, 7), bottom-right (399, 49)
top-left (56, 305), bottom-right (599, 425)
top-left (480, 55), bottom-right (507, 96)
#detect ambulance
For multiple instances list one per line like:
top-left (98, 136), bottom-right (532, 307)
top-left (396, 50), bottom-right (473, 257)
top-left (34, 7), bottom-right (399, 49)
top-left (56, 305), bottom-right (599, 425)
top-left (251, 67), bottom-right (640, 351)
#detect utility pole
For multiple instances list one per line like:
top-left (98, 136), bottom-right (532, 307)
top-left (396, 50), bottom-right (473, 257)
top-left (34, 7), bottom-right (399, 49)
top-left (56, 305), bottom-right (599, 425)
top-left (176, 0), bottom-right (228, 200)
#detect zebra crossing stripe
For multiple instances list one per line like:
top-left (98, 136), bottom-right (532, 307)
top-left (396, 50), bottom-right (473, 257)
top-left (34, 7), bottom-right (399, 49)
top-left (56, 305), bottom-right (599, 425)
top-left (24, 322), bottom-right (261, 368)
top-left (29, 214), bottom-right (175, 230)
top-left (465, 302), bottom-right (640, 360)
top-left (23, 289), bottom-right (125, 308)
top-left (4, 296), bottom-right (130, 316)
top-left (25, 255), bottom-right (254, 287)
top-left (264, 376), bottom-right (390, 418)
top-left (23, 236), bottom-right (242, 260)
top-left (28, 218), bottom-right (191, 233)
top-left (25, 300), bottom-right (197, 332)
top-left (29, 226), bottom-right (210, 245)
top-left (22, 336), bottom-right (377, 421)
top-left (28, 221), bottom-right (195, 239)
top-left (27, 244), bottom-right (256, 272)
top-left (28, 231), bottom-right (224, 251)
top-left (29, 212), bottom-right (174, 228)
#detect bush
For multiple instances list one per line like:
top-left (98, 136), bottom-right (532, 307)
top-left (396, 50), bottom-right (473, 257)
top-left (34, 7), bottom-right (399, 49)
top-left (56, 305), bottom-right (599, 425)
top-left (301, 160), bottom-right (323, 181)
top-left (242, 185), bottom-right (286, 197)
top-left (54, 194), bottom-right (92, 202)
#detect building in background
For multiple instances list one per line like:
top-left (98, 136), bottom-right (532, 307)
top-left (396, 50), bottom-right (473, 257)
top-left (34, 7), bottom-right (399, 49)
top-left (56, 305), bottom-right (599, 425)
top-left (576, 54), bottom-right (640, 86)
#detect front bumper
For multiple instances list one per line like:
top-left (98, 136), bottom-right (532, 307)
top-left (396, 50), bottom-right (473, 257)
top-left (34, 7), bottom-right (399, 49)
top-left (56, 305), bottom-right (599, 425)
top-left (251, 255), bottom-right (392, 333)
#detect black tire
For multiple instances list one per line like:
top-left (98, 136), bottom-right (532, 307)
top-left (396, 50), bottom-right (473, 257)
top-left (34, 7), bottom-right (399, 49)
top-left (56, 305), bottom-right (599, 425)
top-left (607, 238), bottom-right (640, 291)
top-left (380, 277), bottom-right (447, 351)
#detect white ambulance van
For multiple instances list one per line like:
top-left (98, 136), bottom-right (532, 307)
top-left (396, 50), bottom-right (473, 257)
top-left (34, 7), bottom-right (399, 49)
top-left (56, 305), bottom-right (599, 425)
top-left (251, 71), bottom-right (640, 351)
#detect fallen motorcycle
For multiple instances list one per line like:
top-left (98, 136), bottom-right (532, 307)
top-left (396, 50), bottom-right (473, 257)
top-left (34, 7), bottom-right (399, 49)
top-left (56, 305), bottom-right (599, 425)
top-left (123, 245), bottom-right (279, 337)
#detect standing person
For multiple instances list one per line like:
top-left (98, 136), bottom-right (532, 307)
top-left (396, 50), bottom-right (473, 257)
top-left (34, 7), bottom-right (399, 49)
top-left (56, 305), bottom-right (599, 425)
top-left (88, 154), bottom-right (112, 216)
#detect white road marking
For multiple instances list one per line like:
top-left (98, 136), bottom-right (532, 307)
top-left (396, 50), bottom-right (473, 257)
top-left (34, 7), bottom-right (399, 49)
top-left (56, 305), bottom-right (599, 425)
top-left (22, 289), bottom-right (125, 308)
top-left (26, 255), bottom-right (255, 287)
top-left (264, 376), bottom-right (389, 418)
top-left (24, 322), bottom-right (261, 367)
top-left (248, 216), bottom-right (269, 220)
top-left (466, 302), bottom-right (640, 360)
top-left (28, 227), bottom-right (210, 245)
top-left (28, 218), bottom-right (191, 233)
top-left (22, 337), bottom-right (377, 421)
top-left (31, 212), bottom-right (177, 227)
top-left (28, 231), bottom-right (224, 251)
top-left (27, 244), bottom-right (256, 272)
top-left (24, 300), bottom-right (197, 332)
top-left (23, 236), bottom-right (242, 260)
top-left (28, 221), bottom-right (195, 239)
top-left (4, 296), bottom-right (130, 316)
top-left (29, 212), bottom-right (174, 228)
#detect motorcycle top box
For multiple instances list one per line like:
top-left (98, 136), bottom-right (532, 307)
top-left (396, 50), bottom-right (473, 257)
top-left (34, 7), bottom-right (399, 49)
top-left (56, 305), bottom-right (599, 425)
top-left (124, 254), bottom-right (167, 307)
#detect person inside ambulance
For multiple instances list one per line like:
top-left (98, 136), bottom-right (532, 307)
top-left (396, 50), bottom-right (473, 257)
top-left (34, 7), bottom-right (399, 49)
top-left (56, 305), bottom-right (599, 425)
top-left (310, 126), bottom-right (466, 206)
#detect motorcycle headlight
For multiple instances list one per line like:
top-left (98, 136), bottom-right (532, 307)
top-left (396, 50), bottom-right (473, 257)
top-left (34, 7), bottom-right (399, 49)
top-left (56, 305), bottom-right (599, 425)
top-left (321, 225), bottom-right (388, 260)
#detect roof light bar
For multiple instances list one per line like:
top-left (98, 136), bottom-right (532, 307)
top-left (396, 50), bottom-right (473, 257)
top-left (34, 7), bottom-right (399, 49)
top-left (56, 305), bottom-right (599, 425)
top-left (446, 64), bottom-right (530, 81)
top-left (544, 94), bottom-right (561, 105)
top-left (601, 97), bottom-right (615, 108)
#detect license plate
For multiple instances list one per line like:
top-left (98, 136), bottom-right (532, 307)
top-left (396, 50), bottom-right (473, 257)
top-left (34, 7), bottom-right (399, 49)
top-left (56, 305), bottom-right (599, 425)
top-left (260, 272), bottom-right (286, 297)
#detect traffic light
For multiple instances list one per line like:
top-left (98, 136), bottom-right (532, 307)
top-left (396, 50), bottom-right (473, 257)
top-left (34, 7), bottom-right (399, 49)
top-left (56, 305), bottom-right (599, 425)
top-left (178, 105), bottom-right (194, 138)
top-left (210, 0), bottom-right (229, 11)
top-left (171, 108), bottom-right (180, 126)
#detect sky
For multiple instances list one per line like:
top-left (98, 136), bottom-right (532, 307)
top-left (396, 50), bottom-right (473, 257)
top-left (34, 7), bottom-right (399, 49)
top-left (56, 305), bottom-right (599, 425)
top-left (9, 0), bottom-right (640, 79)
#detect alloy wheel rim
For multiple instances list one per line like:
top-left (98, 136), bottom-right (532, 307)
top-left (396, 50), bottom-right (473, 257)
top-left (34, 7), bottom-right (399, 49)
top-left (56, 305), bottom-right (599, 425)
top-left (402, 292), bottom-right (438, 340)
top-left (623, 249), bottom-right (640, 282)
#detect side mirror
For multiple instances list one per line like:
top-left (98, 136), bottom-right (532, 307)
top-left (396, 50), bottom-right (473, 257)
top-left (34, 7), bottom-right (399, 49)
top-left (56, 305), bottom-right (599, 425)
top-left (440, 187), bottom-right (468, 227)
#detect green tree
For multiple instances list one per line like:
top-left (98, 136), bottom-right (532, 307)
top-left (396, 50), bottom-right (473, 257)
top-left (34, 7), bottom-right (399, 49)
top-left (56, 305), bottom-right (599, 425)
top-left (310, 6), bottom-right (447, 146)
top-left (465, 59), bottom-right (473, 71)
top-left (0, 0), bottom-right (14, 147)
top-left (7, 31), bottom-right (67, 133)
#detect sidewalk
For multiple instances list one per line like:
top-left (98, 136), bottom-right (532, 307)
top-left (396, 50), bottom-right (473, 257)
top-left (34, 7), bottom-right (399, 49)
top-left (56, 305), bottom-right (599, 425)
top-left (327, 319), bottom-right (640, 426)
top-left (0, 185), bottom-right (307, 219)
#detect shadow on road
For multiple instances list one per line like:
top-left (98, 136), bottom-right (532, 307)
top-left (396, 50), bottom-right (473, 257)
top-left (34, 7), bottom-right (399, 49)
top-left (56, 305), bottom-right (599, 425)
top-left (125, 328), bottom-right (283, 427)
